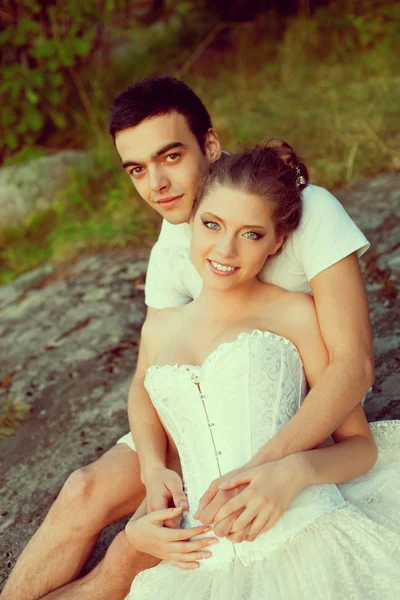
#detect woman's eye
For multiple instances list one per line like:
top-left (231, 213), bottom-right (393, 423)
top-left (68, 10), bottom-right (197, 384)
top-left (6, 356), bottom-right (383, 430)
top-left (204, 221), bottom-right (219, 230)
top-left (244, 231), bottom-right (261, 240)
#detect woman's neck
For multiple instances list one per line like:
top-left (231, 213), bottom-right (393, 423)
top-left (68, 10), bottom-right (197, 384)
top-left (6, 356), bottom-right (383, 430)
top-left (194, 279), bottom-right (263, 322)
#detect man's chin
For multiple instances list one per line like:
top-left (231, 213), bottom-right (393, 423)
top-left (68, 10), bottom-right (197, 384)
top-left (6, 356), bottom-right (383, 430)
top-left (160, 210), bottom-right (191, 225)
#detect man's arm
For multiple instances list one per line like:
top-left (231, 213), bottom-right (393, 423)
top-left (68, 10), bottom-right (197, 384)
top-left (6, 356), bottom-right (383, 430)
top-left (253, 253), bottom-right (374, 463)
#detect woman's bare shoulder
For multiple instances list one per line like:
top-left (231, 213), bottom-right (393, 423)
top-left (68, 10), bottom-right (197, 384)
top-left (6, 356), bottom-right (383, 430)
top-left (142, 306), bottom-right (184, 340)
top-left (258, 284), bottom-right (318, 336)
top-left (140, 306), bottom-right (187, 363)
top-left (277, 291), bottom-right (320, 345)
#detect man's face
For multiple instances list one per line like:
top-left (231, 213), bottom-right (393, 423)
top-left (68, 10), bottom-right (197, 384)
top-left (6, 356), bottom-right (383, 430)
top-left (115, 112), bottom-right (220, 224)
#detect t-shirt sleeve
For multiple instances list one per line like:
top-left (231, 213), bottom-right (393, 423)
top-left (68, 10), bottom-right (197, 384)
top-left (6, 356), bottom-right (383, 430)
top-left (144, 242), bottom-right (192, 309)
top-left (295, 186), bottom-right (370, 282)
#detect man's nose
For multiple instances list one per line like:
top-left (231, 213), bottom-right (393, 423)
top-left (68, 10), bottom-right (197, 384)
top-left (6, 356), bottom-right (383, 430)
top-left (149, 166), bottom-right (170, 194)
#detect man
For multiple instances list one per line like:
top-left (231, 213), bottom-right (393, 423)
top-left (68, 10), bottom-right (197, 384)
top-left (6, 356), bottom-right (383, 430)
top-left (3, 77), bottom-right (373, 600)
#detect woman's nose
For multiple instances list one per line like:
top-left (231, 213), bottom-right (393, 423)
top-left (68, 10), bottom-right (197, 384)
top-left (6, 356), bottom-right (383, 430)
top-left (216, 235), bottom-right (237, 258)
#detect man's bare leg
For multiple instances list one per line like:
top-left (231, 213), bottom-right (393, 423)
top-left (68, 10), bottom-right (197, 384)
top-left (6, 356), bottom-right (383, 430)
top-left (2, 444), bottom-right (145, 600)
top-left (40, 531), bottom-right (160, 600)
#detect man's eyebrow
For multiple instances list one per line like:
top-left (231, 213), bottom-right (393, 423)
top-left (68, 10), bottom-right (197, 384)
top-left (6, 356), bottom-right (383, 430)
top-left (201, 212), bottom-right (267, 230)
top-left (151, 141), bottom-right (188, 160)
top-left (122, 142), bottom-right (188, 169)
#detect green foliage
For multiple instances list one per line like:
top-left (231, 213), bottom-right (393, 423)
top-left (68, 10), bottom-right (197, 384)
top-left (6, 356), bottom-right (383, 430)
top-left (0, 0), bottom-right (123, 161)
top-left (1, 1), bottom-right (215, 162)
top-left (0, 396), bottom-right (31, 439)
top-left (279, 2), bottom-right (400, 77)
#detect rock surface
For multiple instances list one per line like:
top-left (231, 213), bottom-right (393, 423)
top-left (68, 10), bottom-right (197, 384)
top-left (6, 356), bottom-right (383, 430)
top-left (0, 173), bottom-right (399, 591)
top-left (0, 151), bottom-right (90, 227)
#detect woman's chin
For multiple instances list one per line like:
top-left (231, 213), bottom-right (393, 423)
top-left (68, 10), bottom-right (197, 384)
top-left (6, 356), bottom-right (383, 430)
top-left (203, 272), bottom-right (240, 291)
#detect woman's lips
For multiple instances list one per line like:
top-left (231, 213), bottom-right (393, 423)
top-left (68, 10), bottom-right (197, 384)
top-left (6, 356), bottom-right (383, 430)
top-left (156, 195), bottom-right (183, 209)
top-left (207, 259), bottom-right (240, 277)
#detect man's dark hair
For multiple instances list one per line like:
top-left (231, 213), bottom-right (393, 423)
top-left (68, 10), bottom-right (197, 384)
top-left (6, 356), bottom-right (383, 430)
top-left (109, 77), bottom-right (212, 152)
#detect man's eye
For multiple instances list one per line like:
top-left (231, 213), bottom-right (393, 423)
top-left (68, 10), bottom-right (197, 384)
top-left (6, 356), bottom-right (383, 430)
top-left (244, 231), bottom-right (261, 240)
top-left (130, 167), bottom-right (143, 176)
top-left (165, 153), bottom-right (179, 162)
top-left (204, 221), bottom-right (219, 230)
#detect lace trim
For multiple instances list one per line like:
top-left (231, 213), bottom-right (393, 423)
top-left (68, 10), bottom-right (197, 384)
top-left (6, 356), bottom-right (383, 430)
top-left (368, 420), bottom-right (400, 450)
top-left (146, 329), bottom-right (302, 377)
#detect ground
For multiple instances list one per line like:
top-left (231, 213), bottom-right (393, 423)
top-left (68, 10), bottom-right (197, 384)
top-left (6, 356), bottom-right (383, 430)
top-left (0, 173), bottom-right (399, 590)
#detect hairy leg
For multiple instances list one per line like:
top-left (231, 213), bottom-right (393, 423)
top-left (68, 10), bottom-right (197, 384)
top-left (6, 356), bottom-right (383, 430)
top-left (2, 444), bottom-right (145, 600)
top-left (40, 531), bottom-right (160, 600)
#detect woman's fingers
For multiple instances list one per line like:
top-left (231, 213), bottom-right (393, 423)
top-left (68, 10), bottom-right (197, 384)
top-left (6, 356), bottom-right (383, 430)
top-left (227, 523), bottom-right (252, 542)
top-left (168, 560), bottom-right (199, 570)
top-left (246, 509), bottom-right (272, 540)
top-left (230, 502), bottom-right (268, 533)
top-left (196, 467), bottom-right (249, 514)
top-left (163, 516), bottom-right (182, 529)
top-left (218, 468), bottom-right (254, 491)
top-left (167, 539), bottom-right (219, 568)
top-left (213, 510), bottom-right (243, 537)
top-left (248, 508), bottom-right (281, 540)
top-left (260, 508), bottom-right (282, 534)
top-left (196, 484), bottom-right (220, 513)
top-left (213, 490), bottom-right (249, 524)
top-left (150, 506), bottom-right (184, 525)
top-left (166, 524), bottom-right (213, 541)
top-left (195, 490), bottom-right (227, 523)
top-left (170, 550), bottom-right (212, 562)
top-left (170, 486), bottom-right (189, 512)
top-left (174, 538), bottom-right (218, 553)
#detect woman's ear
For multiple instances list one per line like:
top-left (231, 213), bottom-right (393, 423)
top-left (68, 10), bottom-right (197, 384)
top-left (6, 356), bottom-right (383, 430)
top-left (204, 128), bottom-right (222, 163)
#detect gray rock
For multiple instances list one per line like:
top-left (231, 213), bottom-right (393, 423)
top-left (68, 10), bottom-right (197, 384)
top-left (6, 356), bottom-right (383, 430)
top-left (0, 264), bottom-right (54, 310)
top-left (0, 151), bottom-right (91, 227)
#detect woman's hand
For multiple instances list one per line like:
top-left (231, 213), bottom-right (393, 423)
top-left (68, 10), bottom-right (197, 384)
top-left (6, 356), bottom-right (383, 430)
top-left (125, 506), bottom-right (219, 570)
top-left (144, 468), bottom-right (189, 529)
top-left (214, 455), bottom-right (306, 541)
top-left (196, 467), bottom-right (245, 515)
top-left (194, 468), bottom-right (250, 538)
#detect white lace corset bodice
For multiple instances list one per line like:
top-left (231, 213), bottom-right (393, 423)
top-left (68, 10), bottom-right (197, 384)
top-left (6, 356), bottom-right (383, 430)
top-left (144, 330), bottom-right (346, 569)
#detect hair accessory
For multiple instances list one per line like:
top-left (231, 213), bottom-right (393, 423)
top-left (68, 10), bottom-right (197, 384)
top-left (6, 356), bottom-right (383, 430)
top-left (294, 164), bottom-right (306, 187)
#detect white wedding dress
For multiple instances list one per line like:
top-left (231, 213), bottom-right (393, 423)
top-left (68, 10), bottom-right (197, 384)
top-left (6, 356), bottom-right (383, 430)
top-left (126, 330), bottom-right (400, 599)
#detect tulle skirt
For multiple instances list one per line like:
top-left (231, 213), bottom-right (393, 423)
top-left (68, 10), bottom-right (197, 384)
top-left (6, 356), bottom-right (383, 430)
top-left (126, 421), bottom-right (400, 600)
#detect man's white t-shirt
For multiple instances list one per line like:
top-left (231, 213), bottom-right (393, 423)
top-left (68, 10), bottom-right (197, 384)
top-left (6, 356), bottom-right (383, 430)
top-left (145, 184), bottom-right (370, 309)
top-left (118, 184), bottom-right (369, 450)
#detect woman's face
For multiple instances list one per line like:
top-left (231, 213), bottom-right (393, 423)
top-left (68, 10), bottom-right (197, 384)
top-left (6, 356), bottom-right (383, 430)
top-left (190, 184), bottom-right (283, 292)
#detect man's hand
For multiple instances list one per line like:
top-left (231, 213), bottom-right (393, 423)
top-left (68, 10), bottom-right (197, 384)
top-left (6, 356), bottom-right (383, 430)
top-left (196, 467), bottom-right (245, 514)
top-left (125, 506), bottom-right (219, 570)
top-left (144, 468), bottom-right (189, 529)
top-left (213, 456), bottom-right (306, 542)
top-left (194, 467), bottom-right (251, 538)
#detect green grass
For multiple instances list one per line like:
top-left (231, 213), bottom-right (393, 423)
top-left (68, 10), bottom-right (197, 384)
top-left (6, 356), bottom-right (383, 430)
top-left (1, 8), bottom-right (399, 286)
top-left (0, 148), bottom-right (160, 285)
top-left (194, 71), bottom-right (400, 188)
top-left (188, 15), bottom-right (400, 187)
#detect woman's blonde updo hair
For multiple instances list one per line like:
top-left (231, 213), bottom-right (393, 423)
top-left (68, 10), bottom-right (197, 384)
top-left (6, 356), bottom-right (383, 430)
top-left (193, 138), bottom-right (308, 242)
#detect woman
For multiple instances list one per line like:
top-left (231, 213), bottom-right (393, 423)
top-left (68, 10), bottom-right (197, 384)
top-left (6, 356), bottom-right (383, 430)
top-left (125, 143), bottom-right (400, 599)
